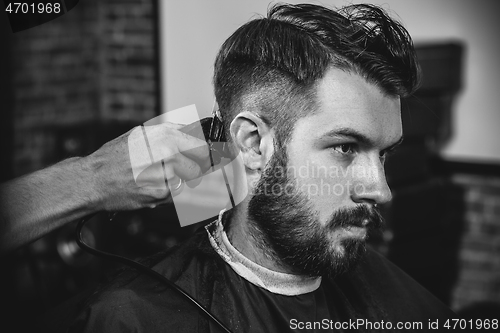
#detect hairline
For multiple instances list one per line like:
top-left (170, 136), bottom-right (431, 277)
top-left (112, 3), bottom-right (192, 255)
top-left (225, 62), bottom-right (401, 147)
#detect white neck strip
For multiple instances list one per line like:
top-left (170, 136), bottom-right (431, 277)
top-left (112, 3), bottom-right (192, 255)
top-left (206, 211), bottom-right (321, 296)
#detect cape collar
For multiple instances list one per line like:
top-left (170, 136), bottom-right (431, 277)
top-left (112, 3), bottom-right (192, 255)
top-left (206, 210), bottom-right (321, 296)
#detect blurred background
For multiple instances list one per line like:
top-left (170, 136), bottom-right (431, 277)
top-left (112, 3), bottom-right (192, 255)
top-left (1, 0), bottom-right (499, 329)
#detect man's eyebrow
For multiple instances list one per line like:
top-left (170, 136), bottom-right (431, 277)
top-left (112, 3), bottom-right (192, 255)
top-left (322, 127), bottom-right (404, 151)
top-left (322, 128), bottom-right (374, 146)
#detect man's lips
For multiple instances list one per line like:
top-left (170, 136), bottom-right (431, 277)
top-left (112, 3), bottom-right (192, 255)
top-left (326, 205), bottom-right (382, 230)
top-left (344, 217), bottom-right (372, 228)
top-left (341, 225), bottom-right (367, 238)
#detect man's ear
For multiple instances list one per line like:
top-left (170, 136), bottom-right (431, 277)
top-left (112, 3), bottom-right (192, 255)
top-left (229, 112), bottom-right (273, 173)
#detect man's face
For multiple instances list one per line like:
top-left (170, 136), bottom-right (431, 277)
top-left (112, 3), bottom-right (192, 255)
top-left (247, 68), bottom-right (402, 277)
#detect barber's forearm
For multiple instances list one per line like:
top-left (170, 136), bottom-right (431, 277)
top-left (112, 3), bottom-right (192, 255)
top-left (0, 157), bottom-right (100, 254)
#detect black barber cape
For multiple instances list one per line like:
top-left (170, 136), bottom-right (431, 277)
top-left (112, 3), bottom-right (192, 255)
top-left (58, 222), bottom-right (456, 333)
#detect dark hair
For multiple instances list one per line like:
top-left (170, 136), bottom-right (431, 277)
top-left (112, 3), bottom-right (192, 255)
top-left (213, 3), bottom-right (420, 144)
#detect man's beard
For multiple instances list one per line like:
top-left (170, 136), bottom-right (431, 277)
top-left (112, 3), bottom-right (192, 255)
top-left (247, 147), bottom-right (384, 278)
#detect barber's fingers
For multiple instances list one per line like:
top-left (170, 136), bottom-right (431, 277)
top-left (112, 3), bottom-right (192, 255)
top-left (165, 174), bottom-right (184, 196)
top-left (169, 150), bottom-right (204, 181)
top-left (161, 121), bottom-right (213, 169)
top-left (143, 124), bottom-right (212, 172)
top-left (173, 131), bottom-right (213, 172)
top-left (136, 151), bottom-right (202, 193)
top-left (137, 122), bottom-right (216, 193)
top-left (158, 152), bottom-right (203, 194)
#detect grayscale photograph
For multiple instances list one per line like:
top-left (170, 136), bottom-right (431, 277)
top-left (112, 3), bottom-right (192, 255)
top-left (0, 0), bottom-right (499, 332)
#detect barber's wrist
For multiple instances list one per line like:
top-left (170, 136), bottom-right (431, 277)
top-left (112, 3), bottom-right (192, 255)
top-left (76, 154), bottom-right (104, 214)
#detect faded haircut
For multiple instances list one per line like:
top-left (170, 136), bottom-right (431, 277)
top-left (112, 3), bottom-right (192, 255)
top-left (213, 3), bottom-right (420, 146)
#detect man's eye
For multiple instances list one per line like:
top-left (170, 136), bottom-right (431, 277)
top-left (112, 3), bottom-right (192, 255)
top-left (332, 144), bottom-right (355, 155)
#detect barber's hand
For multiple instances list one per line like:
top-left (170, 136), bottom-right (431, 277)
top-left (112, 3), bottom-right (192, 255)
top-left (83, 122), bottom-right (212, 212)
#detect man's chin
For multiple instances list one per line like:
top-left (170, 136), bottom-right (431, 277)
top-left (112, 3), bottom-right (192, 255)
top-left (322, 238), bottom-right (367, 278)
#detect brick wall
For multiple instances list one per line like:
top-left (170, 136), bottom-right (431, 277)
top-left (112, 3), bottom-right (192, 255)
top-left (101, 0), bottom-right (157, 121)
top-left (3, 0), bottom-right (159, 326)
top-left (10, 0), bottom-right (157, 177)
top-left (451, 174), bottom-right (500, 311)
top-left (11, 0), bottom-right (99, 175)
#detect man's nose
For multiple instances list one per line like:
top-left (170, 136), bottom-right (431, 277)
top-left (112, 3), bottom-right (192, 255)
top-left (350, 156), bottom-right (392, 205)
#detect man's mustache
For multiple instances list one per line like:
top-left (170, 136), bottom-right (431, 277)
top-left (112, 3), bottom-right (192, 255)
top-left (326, 205), bottom-right (383, 230)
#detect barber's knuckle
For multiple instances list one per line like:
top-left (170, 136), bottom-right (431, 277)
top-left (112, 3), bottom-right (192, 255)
top-left (161, 124), bottom-right (178, 137)
top-left (160, 162), bottom-right (175, 177)
top-left (162, 152), bottom-right (177, 164)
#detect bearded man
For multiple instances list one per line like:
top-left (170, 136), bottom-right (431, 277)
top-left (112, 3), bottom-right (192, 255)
top-left (63, 3), bottom-right (456, 332)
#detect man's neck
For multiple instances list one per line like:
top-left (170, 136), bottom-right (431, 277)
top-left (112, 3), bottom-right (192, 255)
top-left (208, 208), bottom-right (322, 296)
top-left (225, 205), bottom-right (293, 274)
